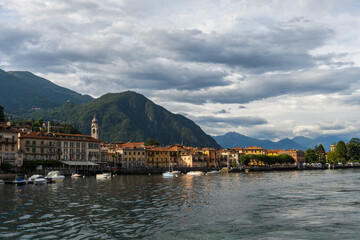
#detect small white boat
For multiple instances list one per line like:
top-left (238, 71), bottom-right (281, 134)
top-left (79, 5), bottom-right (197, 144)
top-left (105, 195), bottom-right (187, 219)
top-left (28, 174), bottom-right (41, 183)
top-left (187, 171), bottom-right (204, 176)
top-left (171, 171), bottom-right (181, 174)
top-left (34, 176), bottom-right (47, 185)
top-left (0, 179), bottom-right (4, 184)
top-left (96, 173), bottom-right (111, 179)
top-left (162, 172), bottom-right (174, 178)
top-left (71, 173), bottom-right (83, 178)
top-left (46, 171), bottom-right (65, 183)
top-left (206, 170), bottom-right (221, 175)
top-left (13, 174), bottom-right (28, 185)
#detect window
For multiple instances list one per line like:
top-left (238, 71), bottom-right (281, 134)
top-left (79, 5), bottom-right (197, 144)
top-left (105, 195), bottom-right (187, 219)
top-left (32, 148), bottom-right (36, 153)
top-left (64, 142), bottom-right (68, 147)
top-left (26, 140), bottom-right (30, 145)
top-left (32, 141), bottom-right (36, 146)
top-left (76, 142), bottom-right (80, 148)
top-left (81, 143), bottom-right (86, 148)
top-left (70, 142), bottom-right (74, 148)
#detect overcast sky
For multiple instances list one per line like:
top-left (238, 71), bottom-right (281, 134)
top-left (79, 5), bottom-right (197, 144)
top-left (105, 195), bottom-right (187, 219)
top-left (1, 0), bottom-right (360, 140)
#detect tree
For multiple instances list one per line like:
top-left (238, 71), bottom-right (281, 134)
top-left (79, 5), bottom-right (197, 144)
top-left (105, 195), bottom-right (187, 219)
top-left (327, 152), bottom-right (340, 166)
top-left (145, 138), bottom-right (160, 146)
top-left (305, 148), bottom-right (317, 163)
top-left (347, 138), bottom-right (360, 161)
top-left (239, 155), bottom-right (251, 166)
top-left (315, 144), bottom-right (326, 163)
top-left (335, 141), bottom-right (347, 162)
top-left (0, 105), bottom-right (5, 122)
top-left (278, 154), bottom-right (295, 164)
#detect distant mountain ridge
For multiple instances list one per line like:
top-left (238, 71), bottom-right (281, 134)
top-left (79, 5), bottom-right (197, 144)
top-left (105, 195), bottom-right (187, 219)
top-left (28, 91), bottom-right (221, 148)
top-left (214, 132), bottom-right (347, 151)
top-left (0, 69), bottom-right (93, 114)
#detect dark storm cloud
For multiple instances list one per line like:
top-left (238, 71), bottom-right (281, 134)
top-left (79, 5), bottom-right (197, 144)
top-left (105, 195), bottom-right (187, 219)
top-left (125, 62), bottom-right (228, 90)
top-left (190, 115), bottom-right (268, 127)
top-left (0, 25), bottom-right (39, 55)
top-left (145, 20), bottom-right (334, 72)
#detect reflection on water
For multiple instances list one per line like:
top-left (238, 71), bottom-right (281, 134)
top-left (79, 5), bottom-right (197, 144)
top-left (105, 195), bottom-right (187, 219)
top-left (1, 170), bottom-right (360, 239)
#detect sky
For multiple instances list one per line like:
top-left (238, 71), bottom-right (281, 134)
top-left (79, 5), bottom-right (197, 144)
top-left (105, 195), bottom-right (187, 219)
top-left (1, 0), bottom-right (360, 140)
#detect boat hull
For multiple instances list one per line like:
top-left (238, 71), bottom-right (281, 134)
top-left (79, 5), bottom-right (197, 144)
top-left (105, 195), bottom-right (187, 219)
top-left (96, 173), bottom-right (111, 179)
top-left (187, 171), bottom-right (204, 176)
top-left (34, 179), bottom-right (47, 185)
top-left (162, 172), bottom-right (174, 178)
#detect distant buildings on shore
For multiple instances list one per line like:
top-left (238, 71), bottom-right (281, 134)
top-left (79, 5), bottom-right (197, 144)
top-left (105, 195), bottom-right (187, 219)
top-left (0, 115), bottom-right (306, 170)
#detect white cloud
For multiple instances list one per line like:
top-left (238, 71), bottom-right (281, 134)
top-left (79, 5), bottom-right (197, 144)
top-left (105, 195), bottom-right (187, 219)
top-left (1, 0), bottom-right (360, 140)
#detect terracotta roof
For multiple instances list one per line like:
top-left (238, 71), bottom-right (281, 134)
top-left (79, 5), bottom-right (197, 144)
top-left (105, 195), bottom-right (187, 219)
top-left (19, 131), bottom-right (102, 142)
top-left (119, 142), bottom-right (145, 149)
top-left (231, 147), bottom-right (243, 151)
top-left (245, 146), bottom-right (265, 150)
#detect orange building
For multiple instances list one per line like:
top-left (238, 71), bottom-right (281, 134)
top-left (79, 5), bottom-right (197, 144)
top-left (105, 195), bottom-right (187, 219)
top-left (278, 149), bottom-right (305, 165)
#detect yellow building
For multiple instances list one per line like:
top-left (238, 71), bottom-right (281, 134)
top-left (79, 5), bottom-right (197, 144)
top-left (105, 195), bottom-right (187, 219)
top-left (244, 146), bottom-right (267, 155)
top-left (179, 151), bottom-right (206, 167)
top-left (117, 142), bottom-right (146, 168)
top-left (146, 146), bottom-right (171, 167)
top-left (0, 125), bottom-right (23, 167)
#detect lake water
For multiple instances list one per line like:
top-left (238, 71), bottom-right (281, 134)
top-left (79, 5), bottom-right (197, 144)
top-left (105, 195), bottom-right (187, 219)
top-left (1, 169), bottom-right (360, 239)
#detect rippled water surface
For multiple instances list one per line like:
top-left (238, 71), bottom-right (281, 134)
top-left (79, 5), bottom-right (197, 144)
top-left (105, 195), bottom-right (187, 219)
top-left (1, 170), bottom-right (360, 239)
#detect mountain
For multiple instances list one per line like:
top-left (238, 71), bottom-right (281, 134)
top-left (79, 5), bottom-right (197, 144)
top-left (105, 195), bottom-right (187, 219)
top-left (292, 136), bottom-right (347, 151)
top-left (0, 69), bottom-right (93, 114)
top-left (29, 91), bottom-right (221, 148)
top-left (214, 132), bottom-right (305, 150)
top-left (215, 132), bottom-right (348, 151)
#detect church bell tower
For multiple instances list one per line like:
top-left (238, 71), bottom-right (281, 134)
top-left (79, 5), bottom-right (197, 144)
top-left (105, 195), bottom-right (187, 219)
top-left (91, 114), bottom-right (99, 139)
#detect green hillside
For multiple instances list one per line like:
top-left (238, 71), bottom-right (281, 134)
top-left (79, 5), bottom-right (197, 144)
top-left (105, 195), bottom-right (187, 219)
top-left (0, 69), bottom-right (93, 114)
top-left (29, 91), bottom-right (220, 148)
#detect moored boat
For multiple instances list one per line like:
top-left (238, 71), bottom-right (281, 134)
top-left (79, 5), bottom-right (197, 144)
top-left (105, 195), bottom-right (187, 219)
top-left (71, 173), bottom-right (83, 178)
top-left (162, 172), bottom-right (174, 178)
top-left (28, 174), bottom-right (41, 184)
top-left (96, 173), bottom-right (111, 179)
top-left (206, 170), bottom-right (221, 175)
top-left (13, 174), bottom-right (28, 185)
top-left (0, 179), bottom-right (4, 184)
top-left (46, 171), bottom-right (65, 183)
top-left (187, 171), bottom-right (204, 176)
top-left (34, 176), bottom-right (47, 185)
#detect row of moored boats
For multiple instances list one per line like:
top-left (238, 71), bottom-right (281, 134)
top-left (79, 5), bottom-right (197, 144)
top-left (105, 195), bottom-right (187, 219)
top-left (11, 171), bottom-right (66, 185)
top-left (163, 170), bottom-right (221, 178)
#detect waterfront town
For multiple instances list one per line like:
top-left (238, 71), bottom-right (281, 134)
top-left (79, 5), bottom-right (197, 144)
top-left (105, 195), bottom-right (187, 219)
top-left (1, 114), bottom-right (357, 175)
top-left (0, 114), bottom-right (313, 174)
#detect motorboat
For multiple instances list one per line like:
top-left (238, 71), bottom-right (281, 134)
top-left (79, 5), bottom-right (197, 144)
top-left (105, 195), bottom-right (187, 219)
top-left (96, 173), bottom-right (111, 179)
top-left (46, 171), bottom-right (65, 183)
top-left (13, 174), bottom-right (28, 185)
top-left (162, 172), bottom-right (174, 178)
top-left (28, 174), bottom-right (41, 183)
top-left (206, 170), bottom-right (221, 175)
top-left (187, 171), bottom-right (204, 176)
top-left (171, 170), bottom-right (181, 174)
top-left (0, 179), bottom-right (4, 184)
top-left (33, 176), bottom-right (47, 185)
top-left (71, 173), bottom-right (83, 178)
